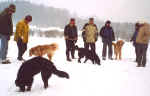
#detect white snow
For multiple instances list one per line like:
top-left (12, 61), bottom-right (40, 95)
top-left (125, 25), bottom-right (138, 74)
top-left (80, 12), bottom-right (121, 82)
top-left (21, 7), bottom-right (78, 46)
top-left (0, 36), bottom-right (150, 96)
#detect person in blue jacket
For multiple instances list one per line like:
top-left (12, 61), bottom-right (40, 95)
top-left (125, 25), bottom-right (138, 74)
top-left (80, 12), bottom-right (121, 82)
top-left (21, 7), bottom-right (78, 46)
top-left (100, 20), bottom-right (115, 60)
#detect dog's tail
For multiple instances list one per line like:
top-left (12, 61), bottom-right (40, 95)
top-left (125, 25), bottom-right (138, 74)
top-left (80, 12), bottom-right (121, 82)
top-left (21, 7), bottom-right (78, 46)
top-left (53, 69), bottom-right (69, 79)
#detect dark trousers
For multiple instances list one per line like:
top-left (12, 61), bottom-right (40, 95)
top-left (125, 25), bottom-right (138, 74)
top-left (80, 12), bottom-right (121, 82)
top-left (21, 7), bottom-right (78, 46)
top-left (136, 43), bottom-right (148, 67)
top-left (102, 41), bottom-right (112, 58)
top-left (133, 42), bottom-right (138, 62)
top-left (85, 43), bottom-right (96, 53)
top-left (17, 38), bottom-right (27, 59)
top-left (65, 40), bottom-right (76, 59)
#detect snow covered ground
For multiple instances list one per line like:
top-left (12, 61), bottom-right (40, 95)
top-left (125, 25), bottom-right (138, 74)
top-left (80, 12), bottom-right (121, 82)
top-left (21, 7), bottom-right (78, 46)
top-left (0, 36), bottom-right (150, 96)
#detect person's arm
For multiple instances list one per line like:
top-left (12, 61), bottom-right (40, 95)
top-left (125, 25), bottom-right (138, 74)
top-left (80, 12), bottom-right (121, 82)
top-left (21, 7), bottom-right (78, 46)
top-left (82, 23), bottom-right (88, 31)
top-left (16, 22), bottom-right (24, 39)
top-left (111, 27), bottom-right (115, 41)
top-left (95, 25), bottom-right (98, 41)
top-left (100, 27), bottom-right (104, 37)
top-left (75, 26), bottom-right (78, 40)
top-left (130, 31), bottom-right (136, 42)
top-left (64, 25), bottom-right (68, 39)
top-left (8, 15), bottom-right (13, 36)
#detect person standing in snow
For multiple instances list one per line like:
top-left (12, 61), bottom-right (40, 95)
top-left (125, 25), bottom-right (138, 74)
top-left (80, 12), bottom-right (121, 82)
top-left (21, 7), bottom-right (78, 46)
top-left (135, 21), bottom-right (150, 67)
top-left (14, 15), bottom-right (32, 61)
top-left (130, 23), bottom-right (140, 62)
top-left (64, 18), bottom-right (78, 62)
top-left (100, 20), bottom-right (115, 60)
top-left (82, 18), bottom-right (98, 52)
top-left (0, 4), bottom-right (16, 64)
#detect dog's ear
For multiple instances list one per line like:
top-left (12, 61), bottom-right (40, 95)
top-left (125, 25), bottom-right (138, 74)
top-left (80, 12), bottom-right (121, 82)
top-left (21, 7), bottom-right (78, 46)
top-left (121, 41), bottom-right (124, 46)
top-left (29, 49), bottom-right (33, 56)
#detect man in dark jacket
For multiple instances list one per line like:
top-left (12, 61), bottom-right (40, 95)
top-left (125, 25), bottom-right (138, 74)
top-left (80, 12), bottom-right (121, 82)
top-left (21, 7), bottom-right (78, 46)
top-left (100, 20), bottom-right (115, 60)
top-left (64, 18), bottom-right (78, 61)
top-left (130, 23), bottom-right (140, 62)
top-left (0, 4), bottom-right (16, 64)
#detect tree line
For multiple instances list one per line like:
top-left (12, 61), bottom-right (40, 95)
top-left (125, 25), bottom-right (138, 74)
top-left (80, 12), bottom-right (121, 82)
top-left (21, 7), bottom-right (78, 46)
top-left (0, 0), bottom-right (135, 41)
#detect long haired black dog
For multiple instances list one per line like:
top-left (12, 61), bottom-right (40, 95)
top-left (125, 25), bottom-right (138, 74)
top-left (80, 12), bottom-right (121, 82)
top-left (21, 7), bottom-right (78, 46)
top-left (75, 45), bottom-right (101, 65)
top-left (15, 56), bottom-right (69, 92)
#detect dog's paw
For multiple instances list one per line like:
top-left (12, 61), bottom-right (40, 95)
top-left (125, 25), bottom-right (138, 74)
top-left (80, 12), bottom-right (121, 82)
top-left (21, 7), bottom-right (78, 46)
top-left (78, 60), bottom-right (81, 63)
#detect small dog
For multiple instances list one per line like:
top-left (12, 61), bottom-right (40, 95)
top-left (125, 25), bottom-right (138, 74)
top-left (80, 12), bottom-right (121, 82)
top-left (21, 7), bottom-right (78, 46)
top-left (15, 56), bottom-right (69, 92)
top-left (29, 43), bottom-right (58, 60)
top-left (75, 46), bottom-right (101, 65)
top-left (112, 40), bottom-right (124, 60)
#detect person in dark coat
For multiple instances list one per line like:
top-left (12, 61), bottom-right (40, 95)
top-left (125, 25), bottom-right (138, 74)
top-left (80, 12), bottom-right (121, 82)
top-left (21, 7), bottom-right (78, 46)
top-left (64, 18), bottom-right (78, 61)
top-left (0, 4), bottom-right (16, 64)
top-left (130, 23), bottom-right (140, 62)
top-left (100, 20), bottom-right (115, 60)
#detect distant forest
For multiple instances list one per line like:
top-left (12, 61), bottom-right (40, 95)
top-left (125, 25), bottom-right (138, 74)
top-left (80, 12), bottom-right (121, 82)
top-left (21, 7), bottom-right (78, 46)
top-left (0, 0), bottom-right (136, 41)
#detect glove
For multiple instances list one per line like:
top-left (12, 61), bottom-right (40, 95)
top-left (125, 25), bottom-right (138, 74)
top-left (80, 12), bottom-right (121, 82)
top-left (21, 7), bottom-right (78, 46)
top-left (65, 36), bottom-right (68, 40)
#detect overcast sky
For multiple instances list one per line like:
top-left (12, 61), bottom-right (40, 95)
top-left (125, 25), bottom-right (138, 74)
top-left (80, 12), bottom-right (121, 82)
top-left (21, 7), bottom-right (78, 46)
top-left (4, 0), bottom-right (150, 22)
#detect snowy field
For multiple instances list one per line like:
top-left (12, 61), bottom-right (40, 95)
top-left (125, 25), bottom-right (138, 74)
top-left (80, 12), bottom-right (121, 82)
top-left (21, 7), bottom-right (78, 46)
top-left (0, 36), bottom-right (150, 96)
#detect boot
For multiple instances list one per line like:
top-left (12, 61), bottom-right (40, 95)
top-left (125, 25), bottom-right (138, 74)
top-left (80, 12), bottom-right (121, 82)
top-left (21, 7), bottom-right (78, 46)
top-left (67, 58), bottom-right (72, 62)
top-left (102, 57), bottom-right (106, 60)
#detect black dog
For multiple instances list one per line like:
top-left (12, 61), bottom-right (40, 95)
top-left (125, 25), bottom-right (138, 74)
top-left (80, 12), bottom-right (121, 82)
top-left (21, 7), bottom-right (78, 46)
top-left (15, 56), bottom-right (69, 92)
top-left (75, 46), bottom-right (101, 65)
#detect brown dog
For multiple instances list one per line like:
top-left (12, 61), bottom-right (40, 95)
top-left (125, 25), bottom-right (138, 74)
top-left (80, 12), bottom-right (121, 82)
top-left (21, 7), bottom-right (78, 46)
top-left (29, 43), bottom-right (58, 60)
top-left (112, 40), bottom-right (124, 60)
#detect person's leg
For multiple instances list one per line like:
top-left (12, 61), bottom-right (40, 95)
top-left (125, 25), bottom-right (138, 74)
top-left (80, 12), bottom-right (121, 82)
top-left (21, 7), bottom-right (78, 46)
top-left (17, 38), bottom-right (23, 60)
top-left (71, 41), bottom-right (76, 59)
top-left (1, 35), bottom-right (10, 63)
top-left (84, 42), bottom-right (86, 48)
top-left (134, 43), bottom-right (138, 62)
top-left (65, 40), bottom-right (71, 61)
top-left (21, 43), bottom-right (27, 60)
top-left (90, 43), bottom-right (96, 53)
top-left (108, 41), bottom-right (113, 60)
top-left (102, 42), bottom-right (107, 60)
top-left (0, 35), bottom-right (2, 60)
top-left (141, 44), bottom-right (148, 67)
top-left (136, 43), bottom-right (142, 67)
top-left (85, 43), bottom-right (90, 50)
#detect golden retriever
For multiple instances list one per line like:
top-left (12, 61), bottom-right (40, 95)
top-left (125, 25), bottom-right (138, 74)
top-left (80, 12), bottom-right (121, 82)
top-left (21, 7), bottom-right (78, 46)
top-left (29, 43), bottom-right (58, 60)
top-left (112, 40), bottom-right (124, 60)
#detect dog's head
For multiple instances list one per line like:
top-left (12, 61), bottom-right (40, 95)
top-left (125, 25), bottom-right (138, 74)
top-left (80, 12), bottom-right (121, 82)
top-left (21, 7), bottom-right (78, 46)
top-left (117, 40), bottom-right (124, 47)
top-left (49, 43), bottom-right (59, 51)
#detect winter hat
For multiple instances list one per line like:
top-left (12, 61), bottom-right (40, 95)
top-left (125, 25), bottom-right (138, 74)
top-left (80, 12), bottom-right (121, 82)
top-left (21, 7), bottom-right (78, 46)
top-left (106, 20), bottom-right (111, 24)
top-left (9, 4), bottom-right (16, 13)
top-left (89, 18), bottom-right (94, 21)
top-left (70, 18), bottom-right (75, 21)
top-left (25, 15), bottom-right (32, 22)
